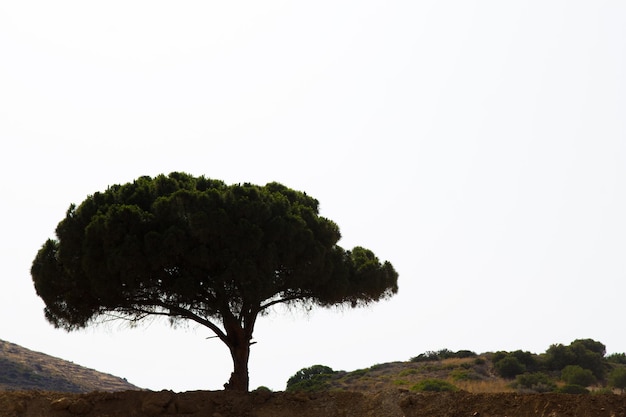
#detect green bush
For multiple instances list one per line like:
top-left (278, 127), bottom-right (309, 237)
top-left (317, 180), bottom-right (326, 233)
top-left (514, 372), bottom-right (556, 393)
top-left (545, 340), bottom-right (606, 380)
top-left (495, 355), bottom-right (526, 378)
top-left (607, 353), bottom-right (626, 365)
top-left (557, 384), bottom-right (589, 394)
top-left (286, 365), bottom-right (335, 392)
top-left (455, 350), bottom-right (477, 359)
top-left (399, 369), bottom-right (418, 377)
top-left (410, 350), bottom-right (442, 362)
top-left (608, 367), bottom-right (626, 392)
top-left (410, 349), bottom-right (477, 362)
top-left (560, 365), bottom-right (596, 387)
top-left (411, 379), bottom-right (458, 392)
top-left (450, 369), bottom-right (480, 381)
top-left (393, 379), bottom-right (409, 386)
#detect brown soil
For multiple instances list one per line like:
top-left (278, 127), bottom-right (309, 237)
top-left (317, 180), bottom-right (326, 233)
top-left (1, 389), bottom-right (626, 417)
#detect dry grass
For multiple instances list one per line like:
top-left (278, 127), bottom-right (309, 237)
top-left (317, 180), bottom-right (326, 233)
top-left (323, 356), bottom-right (519, 394)
top-left (0, 339), bottom-right (137, 392)
top-left (453, 379), bottom-right (515, 393)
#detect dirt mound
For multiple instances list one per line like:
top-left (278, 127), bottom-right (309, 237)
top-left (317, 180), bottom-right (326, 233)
top-left (1, 389), bottom-right (625, 417)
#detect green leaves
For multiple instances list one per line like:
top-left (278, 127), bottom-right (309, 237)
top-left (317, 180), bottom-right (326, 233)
top-left (31, 172), bottom-right (398, 329)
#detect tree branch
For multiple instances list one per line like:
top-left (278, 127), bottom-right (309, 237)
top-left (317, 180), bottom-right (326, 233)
top-left (259, 293), bottom-right (310, 311)
top-left (130, 301), bottom-right (228, 342)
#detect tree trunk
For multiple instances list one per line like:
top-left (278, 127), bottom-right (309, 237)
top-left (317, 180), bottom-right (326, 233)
top-left (225, 340), bottom-right (250, 391)
top-left (222, 319), bottom-right (252, 391)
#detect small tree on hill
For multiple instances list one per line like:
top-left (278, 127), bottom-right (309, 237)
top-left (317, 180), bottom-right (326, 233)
top-left (286, 365), bottom-right (336, 391)
top-left (545, 339), bottom-right (606, 380)
top-left (31, 173), bottom-right (399, 391)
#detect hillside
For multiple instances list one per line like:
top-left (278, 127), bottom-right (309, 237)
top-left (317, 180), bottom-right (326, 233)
top-left (317, 357), bottom-right (508, 393)
top-left (0, 339), bottom-right (138, 392)
top-left (286, 341), bottom-right (626, 395)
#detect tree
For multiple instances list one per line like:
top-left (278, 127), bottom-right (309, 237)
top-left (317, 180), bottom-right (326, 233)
top-left (31, 173), bottom-right (399, 391)
top-left (545, 339), bottom-right (606, 380)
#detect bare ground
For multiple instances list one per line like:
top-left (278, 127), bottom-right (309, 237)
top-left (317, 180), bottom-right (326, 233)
top-left (1, 389), bottom-right (626, 417)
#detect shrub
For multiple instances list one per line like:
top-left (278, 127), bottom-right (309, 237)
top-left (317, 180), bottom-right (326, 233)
top-left (495, 355), bottom-right (526, 378)
top-left (286, 365), bottom-right (335, 392)
top-left (411, 379), bottom-right (458, 392)
top-left (490, 351), bottom-right (508, 364)
top-left (455, 350), bottom-right (477, 359)
top-left (437, 349), bottom-right (456, 360)
top-left (545, 340), bottom-right (606, 379)
top-left (514, 372), bottom-right (556, 393)
top-left (557, 384), bottom-right (589, 394)
top-left (410, 351), bottom-right (440, 363)
top-left (560, 365), bottom-right (596, 387)
top-left (399, 369), bottom-right (418, 377)
top-left (608, 367), bottom-right (626, 392)
top-left (450, 369), bottom-right (481, 381)
top-left (510, 350), bottom-right (538, 370)
top-left (410, 349), bottom-right (477, 363)
top-left (393, 379), bottom-right (409, 386)
top-left (350, 368), bottom-right (369, 377)
top-left (607, 353), bottom-right (626, 365)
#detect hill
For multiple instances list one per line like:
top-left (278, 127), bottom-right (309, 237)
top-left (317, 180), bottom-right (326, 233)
top-left (0, 339), bottom-right (138, 392)
top-left (285, 342), bottom-right (626, 394)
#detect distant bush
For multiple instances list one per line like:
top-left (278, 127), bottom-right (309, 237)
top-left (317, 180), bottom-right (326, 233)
top-left (455, 350), bottom-right (477, 359)
top-left (253, 386), bottom-right (272, 392)
top-left (608, 367), bottom-right (626, 392)
top-left (398, 369), bottom-right (418, 377)
top-left (495, 355), bottom-right (526, 379)
top-left (606, 353), bottom-right (626, 365)
top-left (450, 369), bottom-right (481, 381)
top-left (410, 349), bottom-right (476, 363)
top-left (411, 379), bottom-right (458, 392)
top-left (557, 384), bottom-right (589, 394)
top-left (492, 350), bottom-right (539, 375)
top-left (545, 339), bottom-right (606, 379)
top-left (560, 365), bottom-right (596, 387)
top-left (514, 372), bottom-right (556, 393)
top-left (286, 365), bottom-right (336, 392)
top-left (410, 351), bottom-right (442, 362)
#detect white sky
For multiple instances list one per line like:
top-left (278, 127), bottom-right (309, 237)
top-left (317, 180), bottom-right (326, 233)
top-left (1, 1), bottom-right (625, 392)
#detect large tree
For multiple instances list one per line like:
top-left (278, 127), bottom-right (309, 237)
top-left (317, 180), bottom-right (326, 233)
top-left (31, 172), bottom-right (398, 391)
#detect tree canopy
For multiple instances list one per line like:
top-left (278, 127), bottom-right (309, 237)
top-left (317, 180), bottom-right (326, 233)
top-left (31, 172), bottom-right (399, 391)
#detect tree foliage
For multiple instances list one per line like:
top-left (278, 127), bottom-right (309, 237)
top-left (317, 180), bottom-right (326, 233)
top-left (31, 173), bottom-right (399, 391)
top-left (494, 355), bottom-right (526, 379)
top-left (545, 339), bottom-right (606, 379)
top-left (286, 365), bottom-right (336, 391)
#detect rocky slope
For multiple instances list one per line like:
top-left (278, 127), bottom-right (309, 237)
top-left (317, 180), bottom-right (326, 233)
top-left (0, 339), bottom-right (137, 392)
